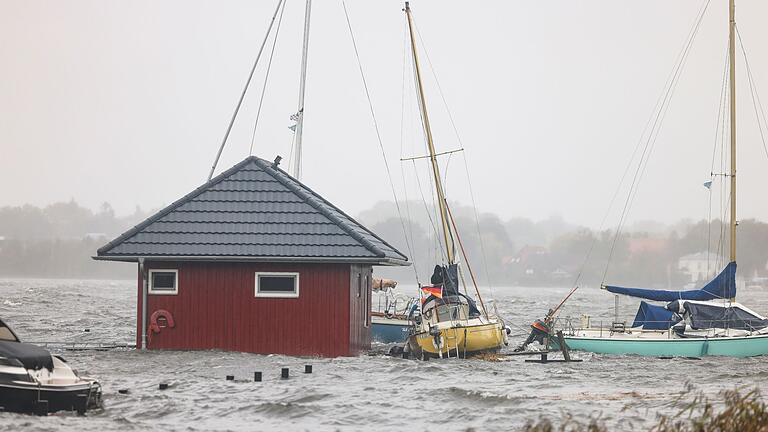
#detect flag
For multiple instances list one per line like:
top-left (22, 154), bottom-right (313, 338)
top-left (420, 286), bottom-right (442, 303)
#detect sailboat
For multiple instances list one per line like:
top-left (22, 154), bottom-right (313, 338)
top-left (554, 0), bottom-right (768, 358)
top-left (401, 2), bottom-right (507, 359)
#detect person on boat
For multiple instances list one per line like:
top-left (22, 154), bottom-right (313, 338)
top-left (514, 309), bottom-right (554, 352)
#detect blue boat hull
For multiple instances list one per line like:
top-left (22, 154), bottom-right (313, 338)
top-left (371, 318), bottom-right (410, 343)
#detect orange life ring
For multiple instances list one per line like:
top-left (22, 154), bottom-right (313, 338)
top-left (148, 310), bottom-right (175, 344)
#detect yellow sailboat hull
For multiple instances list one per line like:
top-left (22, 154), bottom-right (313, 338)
top-left (409, 322), bottom-right (505, 357)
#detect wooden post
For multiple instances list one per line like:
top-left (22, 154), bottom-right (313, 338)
top-left (557, 330), bottom-right (571, 362)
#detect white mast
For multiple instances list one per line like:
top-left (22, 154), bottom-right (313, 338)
top-left (728, 0), bottom-right (737, 264)
top-left (292, 0), bottom-right (312, 180)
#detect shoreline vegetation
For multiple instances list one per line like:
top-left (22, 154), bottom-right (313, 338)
top-left (3, 199), bottom-right (768, 287)
top-left (523, 387), bottom-right (768, 432)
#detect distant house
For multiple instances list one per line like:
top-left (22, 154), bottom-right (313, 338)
top-left (628, 237), bottom-right (668, 256)
top-left (94, 156), bottom-right (408, 357)
top-left (505, 245), bottom-right (552, 279)
top-left (506, 245), bottom-right (548, 267)
top-left (678, 252), bottom-right (722, 283)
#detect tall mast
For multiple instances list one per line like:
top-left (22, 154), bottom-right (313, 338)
top-left (728, 0), bottom-right (737, 263)
top-left (293, 0), bottom-right (312, 180)
top-left (404, 2), bottom-right (455, 263)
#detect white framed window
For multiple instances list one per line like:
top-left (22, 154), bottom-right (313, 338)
top-left (255, 272), bottom-right (300, 298)
top-left (149, 269), bottom-right (178, 295)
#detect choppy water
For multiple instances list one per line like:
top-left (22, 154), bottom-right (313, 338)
top-left (0, 278), bottom-right (767, 431)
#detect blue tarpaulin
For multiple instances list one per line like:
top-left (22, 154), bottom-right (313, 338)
top-left (606, 261), bottom-right (736, 302)
top-left (631, 301), bottom-right (680, 330)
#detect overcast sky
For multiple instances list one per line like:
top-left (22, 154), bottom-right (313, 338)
top-left (2, 0), bottom-right (768, 228)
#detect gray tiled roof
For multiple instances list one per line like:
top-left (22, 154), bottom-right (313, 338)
top-left (95, 156), bottom-right (408, 265)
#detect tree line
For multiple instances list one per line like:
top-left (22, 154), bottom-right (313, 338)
top-left (359, 200), bottom-right (768, 289)
top-left (1, 199), bottom-right (768, 286)
top-left (0, 200), bottom-right (150, 279)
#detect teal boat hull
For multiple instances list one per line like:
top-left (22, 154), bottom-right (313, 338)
top-left (560, 333), bottom-right (768, 357)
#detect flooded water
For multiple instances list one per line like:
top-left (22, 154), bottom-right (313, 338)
top-left (1, 278), bottom-right (767, 431)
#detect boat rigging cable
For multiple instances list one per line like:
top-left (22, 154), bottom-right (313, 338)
top-left (407, 12), bottom-right (500, 311)
top-left (249, 0), bottom-right (288, 155)
top-left (707, 46), bottom-right (730, 276)
top-left (736, 26), bottom-right (768, 163)
top-left (445, 203), bottom-right (489, 318)
top-left (340, 0), bottom-right (419, 283)
top-left (208, 0), bottom-right (285, 181)
top-left (398, 24), bottom-right (421, 283)
top-left (405, 5), bottom-right (457, 266)
top-left (549, 1), bottom-right (713, 318)
top-left (402, 29), bottom-right (448, 266)
top-left (601, 0), bottom-right (711, 284)
top-left (410, 9), bottom-right (501, 317)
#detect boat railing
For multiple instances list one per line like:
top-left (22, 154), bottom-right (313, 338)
top-left (555, 315), bottom-right (767, 338)
top-left (374, 292), bottom-right (415, 318)
top-left (26, 341), bottom-right (136, 351)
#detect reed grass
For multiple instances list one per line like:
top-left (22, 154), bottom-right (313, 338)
top-left (523, 387), bottom-right (768, 432)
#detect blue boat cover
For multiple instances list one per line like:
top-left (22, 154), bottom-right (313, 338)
top-left (631, 301), bottom-right (680, 330)
top-left (683, 302), bottom-right (768, 331)
top-left (606, 261), bottom-right (736, 301)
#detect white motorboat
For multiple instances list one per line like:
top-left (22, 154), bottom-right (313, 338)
top-left (0, 318), bottom-right (102, 415)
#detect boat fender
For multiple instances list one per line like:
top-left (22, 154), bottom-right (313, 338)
top-left (148, 309), bottom-right (176, 343)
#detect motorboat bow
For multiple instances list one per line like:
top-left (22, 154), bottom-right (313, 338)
top-left (0, 318), bottom-right (102, 415)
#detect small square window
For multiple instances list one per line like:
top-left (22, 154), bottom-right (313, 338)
top-left (149, 270), bottom-right (178, 295)
top-left (255, 272), bottom-right (299, 298)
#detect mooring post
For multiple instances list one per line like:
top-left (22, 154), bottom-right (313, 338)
top-left (281, 367), bottom-right (289, 379)
top-left (557, 330), bottom-right (571, 362)
top-left (541, 335), bottom-right (549, 363)
top-left (304, 365), bottom-right (312, 374)
top-left (254, 372), bottom-right (262, 382)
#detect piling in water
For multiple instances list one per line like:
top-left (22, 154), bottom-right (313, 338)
top-left (254, 372), bottom-right (262, 382)
top-left (304, 365), bottom-right (312, 374)
top-left (281, 368), bottom-right (289, 379)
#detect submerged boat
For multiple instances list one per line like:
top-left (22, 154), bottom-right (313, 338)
top-left (401, 2), bottom-right (507, 359)
top-left (371, 278), bottom-right (414, 343)
top-left (0, 318), bottom-right (102, 415)
top-left (549, 0), bottom-right (768, 358)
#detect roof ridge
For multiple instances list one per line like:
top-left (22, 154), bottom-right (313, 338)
top-left (97, 156), bottom-right (261, 255)
top-left (252, 158), bottom-right (391, 259)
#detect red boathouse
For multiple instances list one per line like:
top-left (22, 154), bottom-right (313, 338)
top-left (95, 156), bottom-right (408, 357)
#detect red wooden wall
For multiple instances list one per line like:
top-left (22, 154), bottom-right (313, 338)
top-left (136, 261), bottom-right (371, 357)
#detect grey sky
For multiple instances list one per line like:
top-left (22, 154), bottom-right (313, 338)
top-left (2, 0), bottom-right (767, 228)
